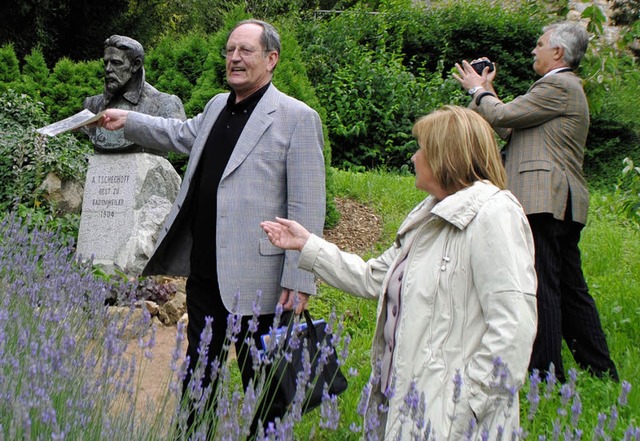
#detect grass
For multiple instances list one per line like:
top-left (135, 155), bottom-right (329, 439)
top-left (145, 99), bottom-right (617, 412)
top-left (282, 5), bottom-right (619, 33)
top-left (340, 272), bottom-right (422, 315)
top-left (1, 168), bottom-right (639, 440)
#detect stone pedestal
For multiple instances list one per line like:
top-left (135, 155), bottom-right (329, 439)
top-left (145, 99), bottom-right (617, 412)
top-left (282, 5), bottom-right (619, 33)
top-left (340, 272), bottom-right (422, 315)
top-left (76, 153), bottom-right (181, 274)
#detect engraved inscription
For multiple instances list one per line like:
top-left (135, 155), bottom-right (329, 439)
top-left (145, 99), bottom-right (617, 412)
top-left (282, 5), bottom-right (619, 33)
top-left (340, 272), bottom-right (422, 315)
top-left (89, 173), bottom-right (131, 216)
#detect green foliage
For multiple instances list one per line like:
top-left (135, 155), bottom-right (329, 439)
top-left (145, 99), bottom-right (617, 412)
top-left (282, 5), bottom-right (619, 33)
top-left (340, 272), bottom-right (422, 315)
top-left (583, 52), bottom-right (640, 186)
top-left (43, 58), bottom-right (103, 122)
top-left (585, 115), bottom-right (640, 187)
top-left (0, 46), bottom-right (50, 101)
top-left (0, 91), bottom-right (91, 218)
top-left (0, 45), bottom-right (49, 99)
top-left (608, 157), bottom-right (640, 228)
top-left (163, 0), bottom-right (234, 36)
top-left (23, 49), bottom-right (50, 83)
top-left (298, 1), bottom-right (545, 170)
top-left (408, 1), bottom-right (545, 96)
top-left (178, 5), bottom-right (255, 115)
top-left (583, 4), bottom-right (608, 35)
top-left (145, 33), bottom-right (213, 106)
top-left (0, 0), bottom-right (173, 65)
top-left (13, 203), bottom-right (81, 243)
top-left (0, 44), bottom-right (20, 91)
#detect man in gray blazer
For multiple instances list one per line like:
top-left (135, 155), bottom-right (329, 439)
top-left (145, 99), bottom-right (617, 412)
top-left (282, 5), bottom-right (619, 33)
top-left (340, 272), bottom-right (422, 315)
top-left (97, 19), bottom-right (326, 431)
top-left (454, 21), bottom-right (618, 384)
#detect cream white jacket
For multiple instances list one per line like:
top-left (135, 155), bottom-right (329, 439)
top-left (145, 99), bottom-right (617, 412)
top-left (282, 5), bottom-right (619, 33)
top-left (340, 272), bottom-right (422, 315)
top-left (299, 180), bottom-right (537, 439)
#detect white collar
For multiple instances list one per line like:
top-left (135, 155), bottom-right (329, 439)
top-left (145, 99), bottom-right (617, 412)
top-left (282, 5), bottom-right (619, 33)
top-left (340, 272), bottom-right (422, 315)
top-left (543, 67), bottom-right (572, 78)
top-left (396, 181), bottom-right (501, 235)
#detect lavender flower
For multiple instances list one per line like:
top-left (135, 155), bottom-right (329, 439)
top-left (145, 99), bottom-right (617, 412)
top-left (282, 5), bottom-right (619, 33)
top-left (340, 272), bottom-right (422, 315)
top-left (568, 368), bottom-right (578, 386)
top-left (463, 416), bottom-right (477, 440)
top-left (358, 382), bottom-right (372, 416)
top-left (623, 425), bottom-right (640, 441)
top-left (4, 212), bottom-right (640, 441)
top-left (339, 333), bottom-right (351, 367)
top-left (527, 369), bottom-right (542, 420)
top-left (0, 213), bottom-right (148, 438)
top-left (619, 380), bottom-right (632, 407)
top-left (453, 369), bottom-right (463, 404)
top-left (549, 418), bottom-right (561, 441)
top-left (593, 412), bottom-right (607, 440)
top-left (609, 404), bottom-right (619, 432)
top-left (248, 290), bottom-right (263, 335)
top-left (364, 405), bottom-right (382, 441)
top-left (545, 364), bottom-right (558, 399)
top-left (319, 386), bottom-right (341, 430)
top-left (511, 426), bottom-right (524, 441)
top-left (570, 392), bottom-right (582, 428)
top-left (558, 383), bottom-right (573, 416)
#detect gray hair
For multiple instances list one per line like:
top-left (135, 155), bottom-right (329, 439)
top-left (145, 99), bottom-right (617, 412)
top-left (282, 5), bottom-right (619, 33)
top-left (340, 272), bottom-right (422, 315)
top-left (104, 35), bottom-right (145, 64)
top-left (228, 19), bottom-right (281, 55)
top-left (543, 21), bottom-right (589, 69)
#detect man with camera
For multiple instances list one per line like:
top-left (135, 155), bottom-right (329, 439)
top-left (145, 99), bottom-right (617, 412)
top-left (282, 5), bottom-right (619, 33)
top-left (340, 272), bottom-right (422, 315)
top-left (453, 21), bottom-right (618, 384)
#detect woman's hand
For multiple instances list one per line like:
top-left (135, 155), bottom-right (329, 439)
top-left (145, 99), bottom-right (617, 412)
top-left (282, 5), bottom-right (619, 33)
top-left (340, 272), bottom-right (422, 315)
top-left (260, 217), bottom-right (311, 252)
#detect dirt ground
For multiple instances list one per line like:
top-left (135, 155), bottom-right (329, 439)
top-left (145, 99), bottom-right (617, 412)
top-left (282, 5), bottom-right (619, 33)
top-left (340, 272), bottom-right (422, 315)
top-left (124, 197), bottom-right (382, 418)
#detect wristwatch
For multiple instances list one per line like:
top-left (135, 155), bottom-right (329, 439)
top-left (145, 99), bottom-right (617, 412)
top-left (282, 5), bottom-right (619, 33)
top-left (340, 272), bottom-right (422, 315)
top-left (468, 86), bottom-right (483, 95)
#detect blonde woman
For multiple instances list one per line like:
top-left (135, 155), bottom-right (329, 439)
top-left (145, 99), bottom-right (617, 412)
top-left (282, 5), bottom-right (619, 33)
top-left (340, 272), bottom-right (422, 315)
top-left (261, 105), bottom-right (537, 439)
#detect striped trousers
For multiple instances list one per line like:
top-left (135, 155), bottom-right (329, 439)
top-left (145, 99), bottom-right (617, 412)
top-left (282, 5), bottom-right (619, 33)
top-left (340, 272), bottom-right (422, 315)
top-left (526, 213), bottom-right (618, 383)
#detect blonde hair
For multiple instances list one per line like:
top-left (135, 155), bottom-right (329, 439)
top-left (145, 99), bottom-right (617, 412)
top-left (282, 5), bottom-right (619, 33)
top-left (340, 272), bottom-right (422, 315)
top-left (411, 105), bottom-right (506, 193)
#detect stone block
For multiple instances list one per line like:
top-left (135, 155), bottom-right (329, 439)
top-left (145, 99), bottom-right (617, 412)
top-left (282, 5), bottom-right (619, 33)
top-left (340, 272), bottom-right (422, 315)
top-left (76, 153), bottom-right (180, 274)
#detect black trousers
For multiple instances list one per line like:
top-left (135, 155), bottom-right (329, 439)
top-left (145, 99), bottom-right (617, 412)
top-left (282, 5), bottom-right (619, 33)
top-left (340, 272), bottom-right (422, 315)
top-left (527, 213), bottom-right (618, 383)
top-left (182, 275), bottom-right (283, 436)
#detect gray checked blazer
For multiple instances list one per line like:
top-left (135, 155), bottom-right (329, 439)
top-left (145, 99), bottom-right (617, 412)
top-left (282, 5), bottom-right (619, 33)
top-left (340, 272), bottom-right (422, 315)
top-left (123, 84), bottom-right (326, 315)
top-left (470, 71), bottom-right (589, 225)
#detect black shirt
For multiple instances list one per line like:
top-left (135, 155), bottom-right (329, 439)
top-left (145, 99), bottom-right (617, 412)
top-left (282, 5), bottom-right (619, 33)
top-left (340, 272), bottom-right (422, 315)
top-left (189, 83), bottom-right (271, 281)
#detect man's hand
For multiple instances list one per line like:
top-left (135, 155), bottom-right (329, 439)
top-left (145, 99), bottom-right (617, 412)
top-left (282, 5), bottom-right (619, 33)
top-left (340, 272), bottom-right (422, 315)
top-left (453, 58), bottom-right (497, 95)
top-left (260, 217), bottom-right (311, 251)
top-left (96, 108), bottom-right (130, 131)
top-left (279, 288), bottom-right (309, 314)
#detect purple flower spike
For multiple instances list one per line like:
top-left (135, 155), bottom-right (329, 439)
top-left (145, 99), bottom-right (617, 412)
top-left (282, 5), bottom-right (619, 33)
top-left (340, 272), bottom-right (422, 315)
top-left (619, 380), bottom-right (632, 407)
top-left (527, 370), bottom-right (541, 420)
top-left (453, 369), bottom-right (463, 404)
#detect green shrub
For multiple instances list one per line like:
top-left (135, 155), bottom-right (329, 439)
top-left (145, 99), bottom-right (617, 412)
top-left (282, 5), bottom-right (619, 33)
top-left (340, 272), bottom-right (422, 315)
top-left (0, 44), bottom-right (20, 89)
top-left (585, 115), bottom-right (640, 188)
top-left (0, 46), bottom-right (50, 105)
top-left (19, 48), bottom-right (51, 98)
top-left (402, 1), bottom-right (546, 96)
top-left (0, 90), bottom-right (91, 215)
top-left (607, 157), bottom-right (640, 228)
top-left (583, 53), bottom-right (640, 187)
top-left (43, 58), bottom-right (102, 122)
top-left (145, 33), bottom-right (213, 108)
top-left (0, 44), bottom-right (103, 122)
top-left (298, 1), bottom-right (546, 170)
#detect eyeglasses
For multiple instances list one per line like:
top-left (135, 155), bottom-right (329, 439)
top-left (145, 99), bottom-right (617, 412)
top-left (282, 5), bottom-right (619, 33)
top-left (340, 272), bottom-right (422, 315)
top-left (222, 46), bottom-right (261, 59)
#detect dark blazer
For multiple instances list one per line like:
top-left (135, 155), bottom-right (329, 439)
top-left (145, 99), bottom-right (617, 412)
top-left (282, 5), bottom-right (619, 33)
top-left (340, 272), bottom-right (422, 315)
top-left (470, 71), bottom-right (589, 224)
top-left (122, 84), bottom-right (326, 315)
